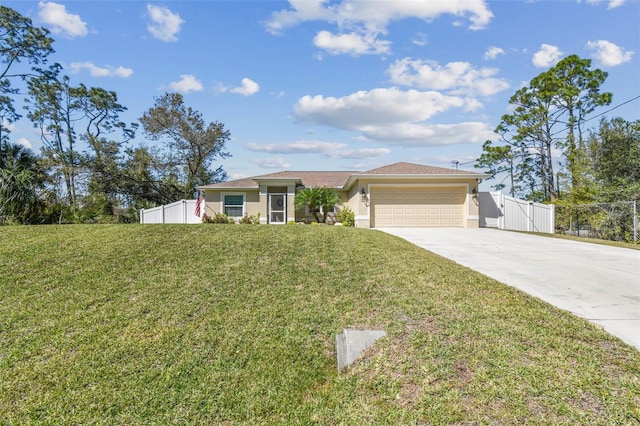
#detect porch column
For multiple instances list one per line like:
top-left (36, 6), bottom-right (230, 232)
top-left (259, 184), bottom-right (268, 224)
top-left (287, 184), bottom-right (296, 223)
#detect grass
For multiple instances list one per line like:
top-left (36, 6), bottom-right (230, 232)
top-left (547, 232), bottom-right (640, 250)
top-left (1, 224), bottom-right (639, 424)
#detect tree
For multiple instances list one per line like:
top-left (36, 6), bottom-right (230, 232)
top-left (119, 146), bottom-right (185, 207)
top-left (475, 140), bottom-right (518, 196)
top-left (542, 55), bottom-right (611, 200)
top-left (295, 187), bottom-right (341, 223)
top-left (588, 117), bottom-right (640, 202)
top-left (75, 84), bottom-right (137, 214)
top-left (139, 92), bottom-right (230, 199)
top-left (479, 55), bottom-right (612, 202)
top-left (0, 142), bottom-right (45, 224)
top-left (26, 67), bottom-right (136, 215)
top-left (0, 5), bottom-right (54, 142)
top-left (26, 67), bottom-right (80, 206)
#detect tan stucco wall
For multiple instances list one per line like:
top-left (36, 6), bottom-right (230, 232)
top-left (203, 190), bottom-right (261, 219)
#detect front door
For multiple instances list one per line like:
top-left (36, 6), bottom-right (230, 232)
top-left (269, 194), bottom-right (286, 224)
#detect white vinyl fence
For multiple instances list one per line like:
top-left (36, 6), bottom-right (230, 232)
top-left (140, 199), bottom-right (202, 224)
top-left (479, 192), bottom-right (555, 234)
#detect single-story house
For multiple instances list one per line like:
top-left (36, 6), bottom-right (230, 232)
top-left (196, 162), bottom-right (489, 228)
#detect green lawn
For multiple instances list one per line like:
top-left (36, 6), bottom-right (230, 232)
top-left (548, 232), bottom-right (640, 250)
top-left (1, 225), bottom-right (638, 424)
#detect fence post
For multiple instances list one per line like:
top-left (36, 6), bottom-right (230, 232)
top-left (634, 200), bottom-right (638, 243)
top-left (140, 208), bottom-right (145, 224)
top-left (498, 193), bottom-right (504, 230)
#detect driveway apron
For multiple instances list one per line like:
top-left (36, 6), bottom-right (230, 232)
top-left (378, 228), bottom-right (640, 351)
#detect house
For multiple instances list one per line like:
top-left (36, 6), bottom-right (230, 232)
top-left (196, 162), bottom-right (489, 228)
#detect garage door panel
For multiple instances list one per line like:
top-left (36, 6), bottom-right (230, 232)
top-left (372, 186), bottom-right (466, 228)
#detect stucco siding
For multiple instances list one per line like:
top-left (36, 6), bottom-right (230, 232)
top-left (203, 190), bottom-right (261, 219)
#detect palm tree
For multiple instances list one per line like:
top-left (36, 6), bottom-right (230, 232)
top-left (295, 187), bottom-right (341, 223)
top-left (0, 142), bottom-right (44, 224)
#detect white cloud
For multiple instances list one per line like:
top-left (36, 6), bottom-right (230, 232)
top-left (266, 0), bottom-right (493, 34)
top-left (411, 32), bottom-right (428, 47)
top-left (253, 157), bottom-right (291, 169)
top-left (484, 46), bottom-right (504, 60)
top-left (313, 30), bottom-right (391, 56)
top-left (329, 147), bottom-right (390, 159)
top-left (265, 0), bottom-right (335, 35)
top-left (69, 62), bottom-right (133, 78)
top-left (586, 40), bottom-right (634, 66)
top-left (294, 87), bottom-right (466, 130)
top-left (169, 74), bottom-right (203, 93)
top-left (266, 0), bottom-right (492, 56)
top-left (586, 0), bottom-right (626, 9)
top-left (17, 138), bottom-right (33, 150)
top-left (607, 0), bottom-right (626, 8)
top-left (363, 122), bottom-right (496, 146)
top-left (293, 87), bottom-right (492, 146)
top-left (231, 78), bottom-right (260, 96)
top-left (147, 4), bottom-right (184, 42)
top-left (532, 44), bottom-right (563, 68)
top-left (246, 140), bottom-right (390, 160)
top-left (38, 2), bottom-right (88, 38)
top-left (2, 119), bottom-right (16, 133)
top-left (247, 140), bottom-right (346, 155)
top-left (388, 58), bottom-right (510, 97)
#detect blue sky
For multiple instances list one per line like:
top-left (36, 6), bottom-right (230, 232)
top-left (4, 0), bottom-right (639, 185)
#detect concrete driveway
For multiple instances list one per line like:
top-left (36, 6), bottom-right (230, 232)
top-left (378, 228), bottom-right (640, 351)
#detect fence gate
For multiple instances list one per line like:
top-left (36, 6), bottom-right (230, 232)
top-left (479, 192), bottom-right (555, 234)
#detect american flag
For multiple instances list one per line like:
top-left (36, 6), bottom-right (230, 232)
top-left (194, 194), bottom-right (204, 217)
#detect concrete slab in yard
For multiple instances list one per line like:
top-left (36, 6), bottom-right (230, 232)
top-left (378, 228), bottom-right (640, 351)
top-left (336, 329), bottom-right (386, 372)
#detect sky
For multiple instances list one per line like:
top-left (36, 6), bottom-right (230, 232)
top-left (3, 0), bottom-right (639, 187)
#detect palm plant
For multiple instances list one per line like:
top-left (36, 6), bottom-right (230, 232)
top-left (295, 187), bottom-right (341, 223)
top-left (0, 142), bottom-right (45, 224)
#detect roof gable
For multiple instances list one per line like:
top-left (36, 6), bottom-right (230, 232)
top-left (198, 170), bottom-right (355, 190)
top-left (362, 162), bottom-right (476, 175)
top-left (253, 170), bottom-right (353, 188)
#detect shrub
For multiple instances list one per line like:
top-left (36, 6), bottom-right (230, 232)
top-left (239, 213), bottom-right (260, 224)
top-left (336, 207), bottom-right (355, 227)
top-left (203, 212), bottom-right (235, 224)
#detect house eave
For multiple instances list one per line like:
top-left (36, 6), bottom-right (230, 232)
top-left (197, 184), bottom-right (259, 191)
top-left (252, 177), bottom-right (303, 185)
top-left (343, 173), bottom-right (490, 190)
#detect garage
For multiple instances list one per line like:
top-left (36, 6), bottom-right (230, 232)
top-left (371, 185), bottom-right (467, 227)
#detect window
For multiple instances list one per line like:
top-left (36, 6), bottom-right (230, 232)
top-left (305, 204), bottom-right (337, 215)
top-left (223, 194), bottom-right (244, 217)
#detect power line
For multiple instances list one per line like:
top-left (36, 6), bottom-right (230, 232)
top-left (452, 94), bottom-right (640, 169)
top-left (548, 94), bottom-right (640, 137)
top-left (582, 94), bottom-right (640, 124)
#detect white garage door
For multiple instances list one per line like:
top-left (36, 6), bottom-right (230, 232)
top-left (372, 186), bottom-right (466, 227)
